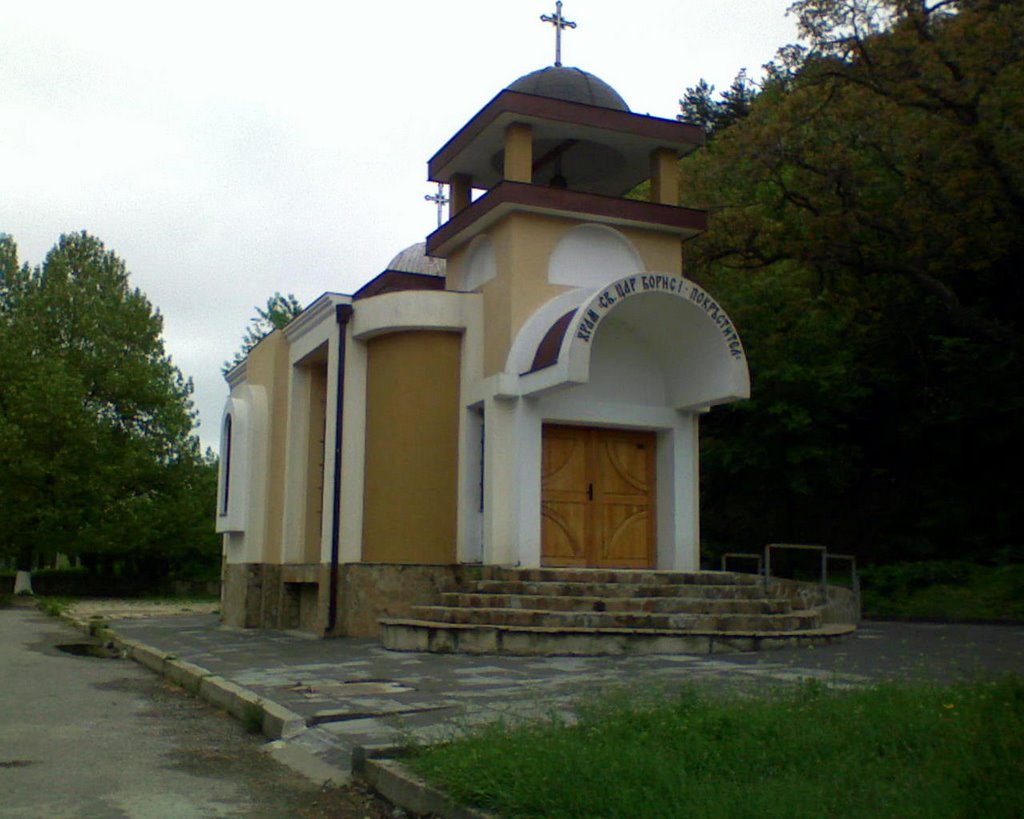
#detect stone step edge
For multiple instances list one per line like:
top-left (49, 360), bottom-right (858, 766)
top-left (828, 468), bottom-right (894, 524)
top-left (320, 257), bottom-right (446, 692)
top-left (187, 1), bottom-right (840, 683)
top-left (380, 617), bottom-right (854, 640)
top-left (412, 606), bottom-right (817, 623)
top-left (439, 595), bottom-right (796, 612)
top-left (483, 569), bottom-right (760, 583)
top-left (471, 581), bottom-right (773, 595)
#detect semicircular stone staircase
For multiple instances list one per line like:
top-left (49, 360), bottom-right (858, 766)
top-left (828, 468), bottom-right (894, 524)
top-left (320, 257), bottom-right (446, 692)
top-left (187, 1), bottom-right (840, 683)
top-left (379, 567), bottom-right (856, 656)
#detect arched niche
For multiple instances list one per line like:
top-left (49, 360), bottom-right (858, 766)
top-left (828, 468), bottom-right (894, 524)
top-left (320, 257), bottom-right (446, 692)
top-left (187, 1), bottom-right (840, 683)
top-left (215, 384), bottom-right (269, 536)
top-left (548, 225), bottom-right (643, 288)
top-left (462, 235), bottom-right (497, 292)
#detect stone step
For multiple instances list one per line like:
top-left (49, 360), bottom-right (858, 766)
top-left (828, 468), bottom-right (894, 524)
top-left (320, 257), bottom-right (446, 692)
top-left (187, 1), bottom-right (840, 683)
top-left (438, 592), bottom-right (793, 615)
top-left (481, 567), bottom-right (761, 586)
top-left (471, 580), bottom-right (770, 600)
top-left (411, 606), bottom-right (821, 632)
top-left (379, 618), bottom-right (855, 656)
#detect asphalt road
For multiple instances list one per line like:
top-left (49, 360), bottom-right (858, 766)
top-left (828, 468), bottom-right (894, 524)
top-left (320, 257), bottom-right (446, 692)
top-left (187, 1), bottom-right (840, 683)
top-left (0, 605), bottom-right (392, 819)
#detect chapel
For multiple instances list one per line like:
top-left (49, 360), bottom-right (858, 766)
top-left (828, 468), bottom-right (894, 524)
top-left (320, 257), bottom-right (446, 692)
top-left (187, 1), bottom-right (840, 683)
top-left (215, 40), bottom-right (770, 645)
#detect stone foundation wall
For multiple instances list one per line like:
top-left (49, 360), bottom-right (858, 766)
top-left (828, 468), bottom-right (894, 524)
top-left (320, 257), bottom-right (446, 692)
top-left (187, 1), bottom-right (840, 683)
top-left (221, 562), bottom-right (331, 632)
top-left (221, 563), bottom-right (264, 628)
top-left (220, 561), bottom-right (483, 637)
top-left (768, 577), bottom-right (861, 625)
top-left (333, 563), bottom-right (483, 638)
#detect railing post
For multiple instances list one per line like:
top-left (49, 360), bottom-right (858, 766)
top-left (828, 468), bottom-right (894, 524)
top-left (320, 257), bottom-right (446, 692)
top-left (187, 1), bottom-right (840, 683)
top-left (821, 549), bottom-right (829, 604)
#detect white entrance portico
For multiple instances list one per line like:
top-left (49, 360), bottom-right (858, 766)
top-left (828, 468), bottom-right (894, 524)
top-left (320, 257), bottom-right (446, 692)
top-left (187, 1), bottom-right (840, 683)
top-left (470, 273), bottom-right (750, 572)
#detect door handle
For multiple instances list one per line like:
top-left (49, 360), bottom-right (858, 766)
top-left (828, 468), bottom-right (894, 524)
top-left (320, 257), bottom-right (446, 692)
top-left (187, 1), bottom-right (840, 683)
top-left (587, 483), bottom-right (593, 501)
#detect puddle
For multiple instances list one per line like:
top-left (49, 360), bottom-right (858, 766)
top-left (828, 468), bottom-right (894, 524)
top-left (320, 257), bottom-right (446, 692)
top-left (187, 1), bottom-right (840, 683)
top-left (56, 642), bottom-right (123, 659)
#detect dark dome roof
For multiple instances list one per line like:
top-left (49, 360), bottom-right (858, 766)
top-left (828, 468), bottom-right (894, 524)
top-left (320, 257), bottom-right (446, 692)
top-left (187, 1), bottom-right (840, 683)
top-left (506, 66), bottom-right (629, 112)
top-left (385, 241), bottom-right (445, 276)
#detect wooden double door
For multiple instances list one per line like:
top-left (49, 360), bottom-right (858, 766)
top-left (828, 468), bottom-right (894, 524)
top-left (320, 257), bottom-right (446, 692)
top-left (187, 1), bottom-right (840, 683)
top-left (541, 425), bottom-right (656, 569)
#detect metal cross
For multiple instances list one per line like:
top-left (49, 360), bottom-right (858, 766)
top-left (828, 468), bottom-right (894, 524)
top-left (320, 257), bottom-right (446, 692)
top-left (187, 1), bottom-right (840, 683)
top-left (540, 1), bottom-right (576, 68)
top-left (424, 183), bottom-right (449, 228)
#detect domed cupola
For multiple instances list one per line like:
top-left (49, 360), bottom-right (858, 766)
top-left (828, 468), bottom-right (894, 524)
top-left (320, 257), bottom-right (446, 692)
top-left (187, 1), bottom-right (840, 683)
top-left (506, 66), bottom-right (630, 112)
top-left (384, 241), bottom-right (446, 277)
top-left (352, 241), bottom-right (446, 300)
top-left (424, 2), bottom-right (707, 260)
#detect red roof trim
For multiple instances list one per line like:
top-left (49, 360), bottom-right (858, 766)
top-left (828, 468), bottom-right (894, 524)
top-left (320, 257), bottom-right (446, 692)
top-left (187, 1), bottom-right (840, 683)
top-left (353, 271), bottom-right (446, 301)
top-left (426, 181), bottom-right (707, 256)
top-left (428, 90), bottom-right (704, 182)
top-left (528, 309), bottom-right (576, 373)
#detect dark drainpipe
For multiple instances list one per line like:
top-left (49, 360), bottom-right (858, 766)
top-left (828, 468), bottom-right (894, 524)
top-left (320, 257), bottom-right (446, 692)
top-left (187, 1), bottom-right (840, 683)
top-left (327, 303), bottom-right (354, 634)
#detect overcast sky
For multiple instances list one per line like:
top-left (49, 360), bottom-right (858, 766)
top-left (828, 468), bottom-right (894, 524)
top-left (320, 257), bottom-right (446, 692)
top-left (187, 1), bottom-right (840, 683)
top-left (1, 0), bottom-right (800, 452)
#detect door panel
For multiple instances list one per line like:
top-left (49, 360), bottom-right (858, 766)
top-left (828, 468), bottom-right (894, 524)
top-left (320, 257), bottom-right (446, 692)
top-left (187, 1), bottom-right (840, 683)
top-left (541, 425), bottom-right (656, 568)
top-left (541, 427), bottom-right (591, 566)
top-left (594, 430), bottom-right (655, 567)
top-left (599, 506), bottom-right (650, 566)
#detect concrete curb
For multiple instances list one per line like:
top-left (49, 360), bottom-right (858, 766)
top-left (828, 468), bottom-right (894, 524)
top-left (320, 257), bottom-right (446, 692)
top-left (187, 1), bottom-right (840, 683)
top-left (353, 746), bottom-right (495, 819)
top-left (57, 610), bottom-right (495, 814)
top-left (61, 614), bottom-right (306, 742)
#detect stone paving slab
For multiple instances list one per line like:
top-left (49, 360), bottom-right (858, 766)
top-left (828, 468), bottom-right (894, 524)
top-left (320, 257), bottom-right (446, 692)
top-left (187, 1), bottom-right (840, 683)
top-left (94, 613), bottom-right (1024, 781)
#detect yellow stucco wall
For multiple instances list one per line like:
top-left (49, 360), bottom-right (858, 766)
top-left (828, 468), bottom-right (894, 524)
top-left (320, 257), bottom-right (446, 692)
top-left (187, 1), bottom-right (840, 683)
top-left (362, 331), bottom-right (461, 564)
top-left (473, 213), bottom-right (685, 376)
top-left (243, 331), bottom-right (290, 564)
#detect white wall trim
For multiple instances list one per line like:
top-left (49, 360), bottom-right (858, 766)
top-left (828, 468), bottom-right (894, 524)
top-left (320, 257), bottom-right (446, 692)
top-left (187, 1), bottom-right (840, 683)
top-left (351, 290), bottom-right (477, 340)
top-left (216, 385), bottom-right (269, 564)
top-left (504, 288), bottom-right (595, 376)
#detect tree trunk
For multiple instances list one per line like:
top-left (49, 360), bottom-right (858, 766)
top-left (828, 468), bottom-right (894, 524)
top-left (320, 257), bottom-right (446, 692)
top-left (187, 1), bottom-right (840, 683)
top-left (14, 543), bottom-right (33, 595)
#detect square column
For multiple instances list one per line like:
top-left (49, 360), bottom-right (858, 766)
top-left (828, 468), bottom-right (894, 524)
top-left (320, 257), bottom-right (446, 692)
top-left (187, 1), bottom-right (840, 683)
top-left (656, 413), bottom-right (700, 570)
top-left (503, 123), bottom-right (533, 183)
top-left (650, 147), bottom-right (680, 206)
top-left (482, 395), bottom-right (542, 567)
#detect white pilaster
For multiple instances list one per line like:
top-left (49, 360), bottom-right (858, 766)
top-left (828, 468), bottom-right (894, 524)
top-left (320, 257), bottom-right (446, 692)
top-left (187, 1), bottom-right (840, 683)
top-left (656, 413), bottom-right (700, 571)
top-left (482, 395), bottom-right (541, 567)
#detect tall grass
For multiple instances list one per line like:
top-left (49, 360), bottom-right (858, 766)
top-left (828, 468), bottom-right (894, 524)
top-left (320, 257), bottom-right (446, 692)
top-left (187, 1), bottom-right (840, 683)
top-left (860, 562), bottom-right (1024, 620)
top-left (409, 677), bottom-right (1024, 818)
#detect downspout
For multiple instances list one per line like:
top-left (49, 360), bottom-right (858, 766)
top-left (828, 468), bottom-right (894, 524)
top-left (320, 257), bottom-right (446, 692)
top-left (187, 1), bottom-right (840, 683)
top-left (327, 303), bottom-right (354, 633)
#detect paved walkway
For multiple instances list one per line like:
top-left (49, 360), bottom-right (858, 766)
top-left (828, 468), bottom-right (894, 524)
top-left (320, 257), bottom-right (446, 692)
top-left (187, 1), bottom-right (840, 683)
top-left (96, 614), bottom-right (1024, 778)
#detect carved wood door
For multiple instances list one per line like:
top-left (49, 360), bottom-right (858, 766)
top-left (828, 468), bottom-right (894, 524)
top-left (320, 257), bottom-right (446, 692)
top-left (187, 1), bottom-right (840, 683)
top-left (541, 425), bottom-right (656, 568)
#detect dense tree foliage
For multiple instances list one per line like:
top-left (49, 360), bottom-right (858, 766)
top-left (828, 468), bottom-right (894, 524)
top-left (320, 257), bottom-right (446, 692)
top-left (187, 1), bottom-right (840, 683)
top-left (222, 291), bottom-right (302, 374)
top-left (678, 70), bottom-right (759, 137)
top-left (0, 232), bottom-right (219, 583)
top-left (684, 0), bottom-right (1023, 564)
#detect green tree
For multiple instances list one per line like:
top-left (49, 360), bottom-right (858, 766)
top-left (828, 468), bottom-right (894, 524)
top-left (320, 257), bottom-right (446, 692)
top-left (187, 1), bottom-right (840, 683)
top-left (0, 232), bottom-right (217, 590)
top-left (222, 291), bottom-right (302, 374)
top-left (678, 70), bottom-right (759, 138)
top-left (678, 78), bottom-right (719, 132)
top-left (682, 0), bottom-right (1023, 563)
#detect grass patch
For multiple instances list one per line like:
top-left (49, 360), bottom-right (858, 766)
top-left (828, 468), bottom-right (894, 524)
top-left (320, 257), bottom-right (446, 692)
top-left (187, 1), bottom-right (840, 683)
top-left (36, 596), bottom-right (73, 617)
top-left (409, 678), bottom-right (1024, 819)
top-left (241, 701), bottom-right (265, 735)
top-left (861, 562), bottom-right (1024, 620)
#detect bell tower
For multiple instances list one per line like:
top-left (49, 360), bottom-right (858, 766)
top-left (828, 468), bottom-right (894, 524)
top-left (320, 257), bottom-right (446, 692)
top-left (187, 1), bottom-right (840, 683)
top-left (424, 63), bottom-right (707, 377)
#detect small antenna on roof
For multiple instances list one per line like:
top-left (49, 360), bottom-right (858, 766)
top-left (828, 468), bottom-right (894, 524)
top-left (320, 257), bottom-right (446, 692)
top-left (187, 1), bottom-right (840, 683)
top-left (540, 1), bottom-right (576, 68)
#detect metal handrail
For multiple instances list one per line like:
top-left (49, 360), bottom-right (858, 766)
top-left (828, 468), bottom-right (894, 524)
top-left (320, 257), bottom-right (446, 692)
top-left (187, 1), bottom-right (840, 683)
top-left (720, 552), bottom-right (763, 575)
top-left (826, 552), bottom-right (860, 608)
top-left (763, 543), bottom-right (859, 605)
top-left (764, 543), bottom-right (828, 601)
